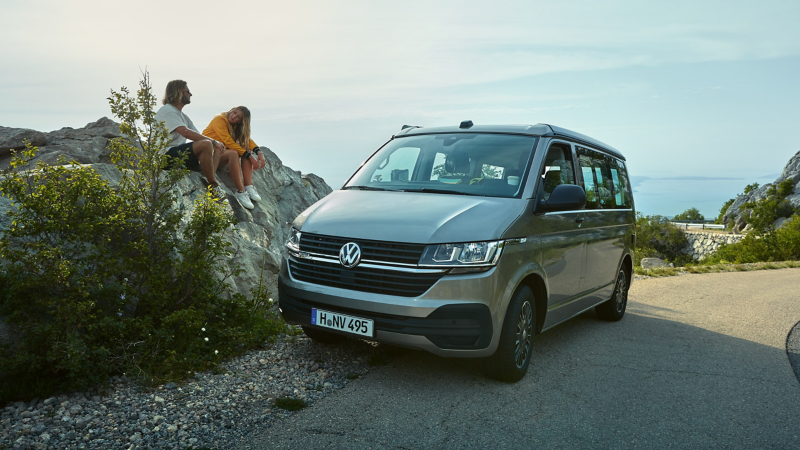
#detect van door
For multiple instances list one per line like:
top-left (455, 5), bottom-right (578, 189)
top-left (534, 142), bottom-right (587, 328)
top-left (576, 146), bottom-right (630, 298)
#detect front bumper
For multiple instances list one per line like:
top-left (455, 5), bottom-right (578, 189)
top-left (278, 256), bottom-right (499, 357)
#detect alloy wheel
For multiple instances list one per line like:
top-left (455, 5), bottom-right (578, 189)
top-left (515, 300), bottom-right (533, 368)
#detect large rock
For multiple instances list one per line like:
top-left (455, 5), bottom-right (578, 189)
top-left (722, 150), bottom-right (800, 232)
top-left (0, 118), bottom-right (332, 302)
top-left (0, 117), bottom-right (123, 168)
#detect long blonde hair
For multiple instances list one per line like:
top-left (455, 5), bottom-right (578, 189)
top-left (222, 106), bottom-right (251, 148)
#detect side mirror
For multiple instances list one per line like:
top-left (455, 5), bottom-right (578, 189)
top-left (538, 184), bottom-right (586, 213)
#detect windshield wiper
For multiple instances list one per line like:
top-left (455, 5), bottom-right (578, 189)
top-left (343, 185), bottom-right (398, 191)
top-left (400, 188), bottom-right (479, 196)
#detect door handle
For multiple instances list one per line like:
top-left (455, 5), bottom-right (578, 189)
top-left (575, 217), bottom-right (585, 223)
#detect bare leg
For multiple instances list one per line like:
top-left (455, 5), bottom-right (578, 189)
top-left (192, 140), bottom-right (218, 185)
top-left (242, 156), bottom-right (253, 186)
top-left (217, 149), bottom-right (245, 192)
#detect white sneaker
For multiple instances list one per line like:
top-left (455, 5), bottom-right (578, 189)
top-left (235, 190), bottom-right (255, 210)
top-left (244, 185), bottom-right (262, 202)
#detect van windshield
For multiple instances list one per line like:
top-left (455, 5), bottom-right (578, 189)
top-left (344, 133), bottom-right (538, 198)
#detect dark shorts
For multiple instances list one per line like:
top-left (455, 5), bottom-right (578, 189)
top-left (165, 142), bottom-right (201, 171)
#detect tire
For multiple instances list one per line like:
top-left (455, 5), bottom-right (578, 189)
top-left (595, 267), bottom-right (629, 321)
top-left (484, 285), bottom-right (535, 383)
top-left (302, 325), bottom-right (345, 344)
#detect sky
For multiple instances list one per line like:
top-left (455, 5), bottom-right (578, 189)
top-left (2, 0), bottom-right (799, 218)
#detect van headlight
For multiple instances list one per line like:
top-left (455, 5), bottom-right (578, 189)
top-left (419, 241), bottom-right (504, 267)
top-left (286, 227), bottom-right (301, 252)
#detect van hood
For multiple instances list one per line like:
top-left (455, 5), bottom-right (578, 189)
top-left (293, 190), bottom-right (523, 244)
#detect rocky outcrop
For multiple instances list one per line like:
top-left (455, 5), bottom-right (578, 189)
top-left (722, 150), bottom-right (800, 232)
top-left (0, 118), bottom-right (332, 300)
top-left (0, 117), bottom-right (123, 167)
top-left (683, 231), bottom-right (745, 261)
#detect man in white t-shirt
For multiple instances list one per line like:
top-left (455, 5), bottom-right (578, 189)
top-left (154, 79), bottom-right (226, 198)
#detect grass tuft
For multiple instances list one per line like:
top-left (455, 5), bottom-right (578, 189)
top-left (273, 397), bottom-right (307, 411)
top-left (636, 260), bottom-right (800, 279)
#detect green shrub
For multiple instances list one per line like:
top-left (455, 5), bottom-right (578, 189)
top-left (706, 214), bottom-right (800, 264)
top-left (740, 179), bottom-right (796, 233)
top-left (715, 198), bottom-right (735, 225)
top-left (635, 213), bottom-right (692, 267)
top-left (705, 180), bottom-right (798, 264)
top-left (0, 73), bottom-right (284, 402)
top-left (673, 207), bottom-right (704, 221)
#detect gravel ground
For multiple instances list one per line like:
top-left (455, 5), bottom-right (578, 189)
top-left (0, 331), bottom-right (379, 450)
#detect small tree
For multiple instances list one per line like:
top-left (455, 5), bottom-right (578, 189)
top-left (673, 207), bottom-right (704, 221)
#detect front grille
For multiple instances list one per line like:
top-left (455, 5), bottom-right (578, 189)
top-left (300, 233), bottom-right (425, 265)
top-left (288, 257), bottom-right (444, 297)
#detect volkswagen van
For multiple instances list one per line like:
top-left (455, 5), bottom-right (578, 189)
top-left (278, 121), bottom-right (635, 382)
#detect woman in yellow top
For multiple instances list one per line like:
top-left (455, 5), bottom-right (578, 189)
top-left (203, 106), bottom-right (266, 210)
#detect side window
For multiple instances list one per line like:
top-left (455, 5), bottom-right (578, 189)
top-left (577, 146), bottom-right (619, 209)
top-left (371, 147), bottom-right (420, 182)
top-left (429, 152), bottom-right (447, 180)
top-left (610, 159), bottom-right (632, 209)
top-left (540, 143), bottom-right (576, 201)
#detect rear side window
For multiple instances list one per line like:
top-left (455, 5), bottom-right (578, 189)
top-left (577, 146), bottom-right (630, 210)
top-left (609, 159), bottom-right (632, 208)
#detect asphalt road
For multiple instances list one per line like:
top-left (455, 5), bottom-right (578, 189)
top-left (237, 269), bottom-right (800, 449)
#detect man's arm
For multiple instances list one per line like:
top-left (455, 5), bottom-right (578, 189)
top-left (174, 126), bottom-right (225, 152)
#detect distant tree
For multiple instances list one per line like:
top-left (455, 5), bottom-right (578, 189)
top-left (673, 207), bottom-right (704, 221)
top-left (715, 198), bottom-right (735, 225)
top-left (743, 183), bottom-right (760, 194)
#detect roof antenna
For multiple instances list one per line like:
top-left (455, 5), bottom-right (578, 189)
top-left (459, 120), bottom-right (474, 129)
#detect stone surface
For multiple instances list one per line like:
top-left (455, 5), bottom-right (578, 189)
top-left (0, 117), bottom-right (122, 167)
top-left (0, 334), bottom-right (376, 449)
top-left (640, 257), bottom-right (673, 269)
top-left (722, 149), bottom-right (800, 232)
top-left (683, 231), bottom-right (746, 261)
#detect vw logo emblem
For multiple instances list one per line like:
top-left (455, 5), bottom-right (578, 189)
top-left (339, 242), bottom-right (361, 268)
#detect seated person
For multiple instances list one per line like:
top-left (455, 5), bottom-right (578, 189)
top-left (202, 106), bottom-right (267, 210)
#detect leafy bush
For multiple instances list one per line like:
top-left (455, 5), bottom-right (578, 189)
top-left (714, 183), bottom-right (760, 226)
top-left (705, 180), bottom-right (799, 264)
top-left (0, 73), bottom-right (284, 402)
top-left (635, 213), bottom-right (692, 267)
top-left (706, 214), bottom-right (800, 264)
top-left (740, 179), bottom-right (796, 233)
top-left (743, 182), bottom-right (760, 195)
top-left (673, 207), bottom-right (704, 221)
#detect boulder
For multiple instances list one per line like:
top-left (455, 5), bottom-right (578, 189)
top-left (640, 257), bottom-right (674, 269)
top-left (0, 127), bottom-right (47, 157)
top-left (722, 150), bottom-right (800, 232)
top-left (0, 117), bottom-right (123, 169)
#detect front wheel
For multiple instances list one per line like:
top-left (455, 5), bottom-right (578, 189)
top-left (595, 267), bottom-right (629, 321)
top-left (484, 285), bottom-right (535, 382)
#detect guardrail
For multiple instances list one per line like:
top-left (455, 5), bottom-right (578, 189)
top-left (670, 220), bottom-right (725, 230)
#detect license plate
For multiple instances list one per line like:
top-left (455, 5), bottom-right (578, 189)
top-left (311, 308), bottom-right (374, 338)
